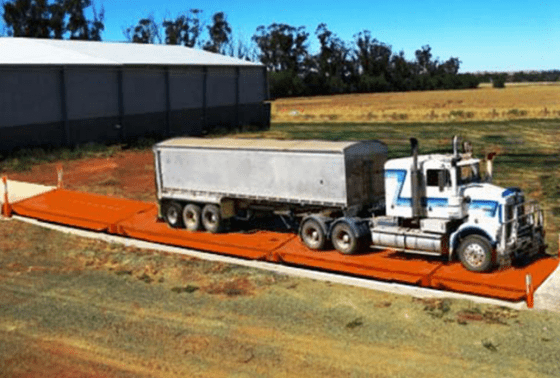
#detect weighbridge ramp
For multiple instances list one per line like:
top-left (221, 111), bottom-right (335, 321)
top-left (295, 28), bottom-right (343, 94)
top-left (5, 187), bottom-right (559, 305)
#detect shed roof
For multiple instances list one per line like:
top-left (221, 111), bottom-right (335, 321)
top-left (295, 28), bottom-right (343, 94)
top-left (0, 37), bottom-right (262, 67)
top-left (156, 137), bottom-right (387, 154)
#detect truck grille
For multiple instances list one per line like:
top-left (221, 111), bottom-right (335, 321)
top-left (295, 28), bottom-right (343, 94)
top-left (500, 199), bottom-right (543, 255)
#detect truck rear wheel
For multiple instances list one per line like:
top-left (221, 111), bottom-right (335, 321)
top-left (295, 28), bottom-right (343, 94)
top-left (331, 222), bottom-right (359, 255)
top-left (183, 204), bottom-right (202, 231)
top-left (202, 204), bottom-right (222, 233)
top-left (458, 235), bottom-right (493, 272)
top-left (163, 201), bottom-right (184, 229)
top-left (300, 219), bottom-right (327, 250)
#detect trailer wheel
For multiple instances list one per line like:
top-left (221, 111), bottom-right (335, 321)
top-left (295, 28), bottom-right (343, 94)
top-left (331, 222), bottom-right (359, 255)
top-left (183, 204), bottom-right (202, 231)
top-left (300, 219), bottom-right (327, 250)
top-left (458, 235), bottom-right (493, 272)
top-left (163, 201), bottom-right (184, 228)
top-left (202, 204), bottom-right (222, 233)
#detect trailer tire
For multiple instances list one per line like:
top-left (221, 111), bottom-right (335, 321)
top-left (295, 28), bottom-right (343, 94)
top-left (331, 222), bottom-right (360, 255)
top-left (183, 204), bottom-right (202, 231)
top-left (300, 218), bottom-right (327, 250)
top-left (458, 235), bottom-right (493, 272)
top-left (202, 204), bottom-right (222, 233)
top-left (163, 201), bottom-right (184, 229)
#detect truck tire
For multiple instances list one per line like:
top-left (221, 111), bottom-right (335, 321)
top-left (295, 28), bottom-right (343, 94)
top-left (300, 218), bottom-right (327, 250)
top-left (202, 204), bottom-right (222, 233)
top-left (331, 221), bottom-right (360, 255)
top-left (458, 235), bottom-right (493, 272)
top-left (163, 201), bottom-right (184, 229)
top-left (183, 204), bottom-right (202, 231)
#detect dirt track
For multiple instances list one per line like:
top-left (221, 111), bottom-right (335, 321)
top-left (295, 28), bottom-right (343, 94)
top-left (6, 150), bottom-right (157, 202)
top-left (2, 151), bottom-right (560, 377)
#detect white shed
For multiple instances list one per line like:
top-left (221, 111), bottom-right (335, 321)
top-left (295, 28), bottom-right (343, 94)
top-left (0, 37), bottom-right (269, 151)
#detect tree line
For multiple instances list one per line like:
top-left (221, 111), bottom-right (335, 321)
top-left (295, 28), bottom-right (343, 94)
top-left (253, 24), bottom-right (480, 97)
top-left (477, 70), bottom-right (560, 84)
top-left (1, 1), bottom-right (487, 98)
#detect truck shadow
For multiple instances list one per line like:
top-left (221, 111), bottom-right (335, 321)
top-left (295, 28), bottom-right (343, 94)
top-left (512, 253), bottom-right (554, 269)
top-left (228, 214), bottom-right (295, 234)
top-left (370, 248), bottom-right (448, 263)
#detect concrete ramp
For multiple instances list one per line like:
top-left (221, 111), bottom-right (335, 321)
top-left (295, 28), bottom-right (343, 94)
top-left (1, 180), bottom-right (55, 205)
top-left (534, 264), bottom-right (560, 312)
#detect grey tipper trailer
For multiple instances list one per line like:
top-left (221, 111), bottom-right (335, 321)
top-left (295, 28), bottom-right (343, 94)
top-left (153, 137), bottom-right (388, 242)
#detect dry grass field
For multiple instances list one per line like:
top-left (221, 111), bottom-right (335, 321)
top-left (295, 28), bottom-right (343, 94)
top-left (271, 83), bottom-right (560, 123)
top-left (2, 85), bottom-right (560, 377)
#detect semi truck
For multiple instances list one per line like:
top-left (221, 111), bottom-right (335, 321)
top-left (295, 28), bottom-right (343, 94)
top-left (153, 136), bottom-right (545, 272)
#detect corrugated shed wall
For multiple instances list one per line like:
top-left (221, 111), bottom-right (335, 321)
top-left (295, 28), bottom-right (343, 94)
top-left (65, 67), bottom-right (119, 120)
top-left (169, 68), bottom-right (204, 109)
top-left (240, 67), bottom-right (266, 104)
top-left (0, 64), bottom-right (269, 151)
top-left (123, 68), bottom-right (166, 114)
top-left (0, 67), bottom-right (62, 127)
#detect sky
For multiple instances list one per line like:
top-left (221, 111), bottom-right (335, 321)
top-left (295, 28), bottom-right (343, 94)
top-left (13, 0), bottom-right (560, 73)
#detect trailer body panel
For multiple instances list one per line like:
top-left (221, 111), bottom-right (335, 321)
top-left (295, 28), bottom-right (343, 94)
top-left (154, 138), bottom-right (387, 209)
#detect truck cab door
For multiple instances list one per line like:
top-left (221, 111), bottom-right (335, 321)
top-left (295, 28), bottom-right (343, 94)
top-left (424, 168), bottom-right (452, 218)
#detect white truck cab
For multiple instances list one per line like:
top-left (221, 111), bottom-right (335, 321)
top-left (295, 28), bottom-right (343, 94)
top-left (372, 137), bottom-right (545, 272)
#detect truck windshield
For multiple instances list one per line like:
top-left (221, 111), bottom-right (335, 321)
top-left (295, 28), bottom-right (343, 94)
top-left (458, 162), bottom-right (480, 185)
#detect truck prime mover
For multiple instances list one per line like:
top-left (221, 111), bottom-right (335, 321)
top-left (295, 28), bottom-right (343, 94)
top-left (153, 136), bottom-right (545, 272)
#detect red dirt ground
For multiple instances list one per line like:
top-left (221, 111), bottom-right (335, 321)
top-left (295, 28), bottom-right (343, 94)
top-left (5, 151), bottom-right (156, 202)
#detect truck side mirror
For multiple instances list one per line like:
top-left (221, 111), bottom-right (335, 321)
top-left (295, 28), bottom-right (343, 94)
top-left (438, 170), bottom-right (445, 192)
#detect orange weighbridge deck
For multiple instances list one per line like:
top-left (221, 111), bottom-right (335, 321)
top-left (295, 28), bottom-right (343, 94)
top-left (11, 188), bottom-right (559, 302)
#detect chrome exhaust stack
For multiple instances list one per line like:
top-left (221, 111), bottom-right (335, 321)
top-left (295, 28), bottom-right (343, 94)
top-left (449, 135), bottom-right (466, 219)
top-left (410, 138), bottom-right (421, 218)
top-left (451, 136), bottom-right (460, 196)
top-left (411, 137), bottom-right (418, 170)
top-left (452, 135), bottom-right (460, 159)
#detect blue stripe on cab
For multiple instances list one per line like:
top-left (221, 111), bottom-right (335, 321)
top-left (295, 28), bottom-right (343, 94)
top-left (385, 170), bottom-right (449, 208)
top-left (385, 169), bottom-right (408, 207)
top-left (424, 198), bottom-right (448, 207)
top-left (469, 200), bottom-right (498, 217)
top-left (502, 187), bottom-right (520, 198)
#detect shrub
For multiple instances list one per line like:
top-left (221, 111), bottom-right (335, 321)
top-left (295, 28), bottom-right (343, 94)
top-left (269, 70), bottom-right (306, 98)
top-left (507, 109), bottom-right (527, 117)
top-left (492, 74), bottom-right (507, 88)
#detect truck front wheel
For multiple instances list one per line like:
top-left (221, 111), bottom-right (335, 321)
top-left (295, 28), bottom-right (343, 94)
top-left (331, 222), bottom-right (359, 255)
top-left (458, 235), bottom-right (494, 272)
top-left (202, 204), bottom-right (222, 233)
top-left (163, 201), bottom-right (184, 229)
